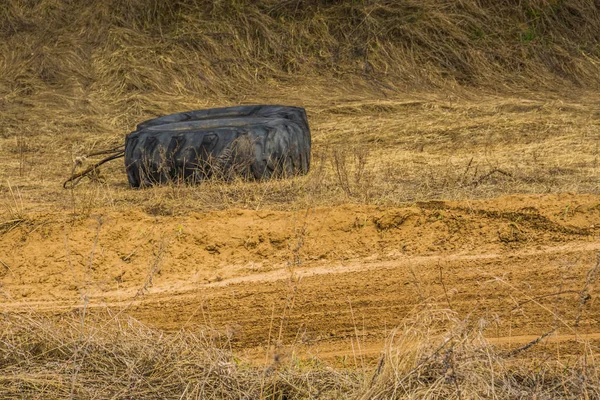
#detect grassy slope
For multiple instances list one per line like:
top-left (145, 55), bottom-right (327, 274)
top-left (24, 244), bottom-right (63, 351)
top-left (1, 0), bottom-right (600, 126)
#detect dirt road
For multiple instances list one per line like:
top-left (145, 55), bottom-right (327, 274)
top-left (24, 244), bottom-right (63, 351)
top-left (2, 194), bottom-right (600, 360)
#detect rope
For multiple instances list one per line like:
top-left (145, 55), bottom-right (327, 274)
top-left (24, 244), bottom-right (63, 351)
top-left (63, 149), bottom-right (125, 189)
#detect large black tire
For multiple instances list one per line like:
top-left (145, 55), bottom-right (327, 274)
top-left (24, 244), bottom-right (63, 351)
top-left (124, 105), bottom-right (311, 188)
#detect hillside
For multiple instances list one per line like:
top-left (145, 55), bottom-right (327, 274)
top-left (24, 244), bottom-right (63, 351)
top-left (2, 0), bottom-right (600, 124)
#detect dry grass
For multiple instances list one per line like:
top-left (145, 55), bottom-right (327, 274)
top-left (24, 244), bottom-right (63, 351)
top-left (1, 0), bottom-right (600, 217)
top-left (361, 310), bottom-right (600, 399)
top-left (2, 0), bottom-right (600, 398)
top-left (2, 0), bottom-right (600, 101)
top-left (0, 311), bottom-right (354, 399)
top-left (3, 93), bottom-right (598, 219)
top-left (1, 307), bottom-right (598, 399)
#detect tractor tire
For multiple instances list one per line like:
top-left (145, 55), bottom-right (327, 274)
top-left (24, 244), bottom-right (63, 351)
top-left (124, 105), bottom-right (311, 188)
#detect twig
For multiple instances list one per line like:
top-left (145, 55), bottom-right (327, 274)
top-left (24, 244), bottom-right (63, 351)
top-left (459, 157), bottom-right (474, 186)
top-left (86, 145), bottom-right (125, 157)
top-left (575, 253), bottom-right (600, 327)
top-left (439, 264), bottom-right (453, 309)
top-left (370, 355), bottom-right (385, 386)
top-left (470, 168), bottom-right (513, 187)
top-left (510, 290), bottom-right (579, 311)
top-left (135, 240), bottom-right (166, 298)
top-left (505, 328), bottom-right (556, 357)
top-left (409, 266), bottom-right (426, 303)
top-left (63, 150), bottom-right (125, 189)
top-left (0, 259), bottom-right (15, 279)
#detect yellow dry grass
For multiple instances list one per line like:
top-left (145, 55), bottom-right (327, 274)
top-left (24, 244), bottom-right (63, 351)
top-left (2, 0), bottom-right (600, 398)
top-left (3, 306), bottom-right (600, 399)
top-left (1, 0), bottom-right (599, 216)
top-left (2, 91), bottom-right (599, 220)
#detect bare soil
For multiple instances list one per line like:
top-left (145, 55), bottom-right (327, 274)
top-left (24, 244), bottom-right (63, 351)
top-left (3, 193), bottom-right (599, 363)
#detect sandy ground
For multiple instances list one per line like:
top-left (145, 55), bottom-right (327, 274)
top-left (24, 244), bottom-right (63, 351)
top-left (2, 193), bottom-right (599, 363)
